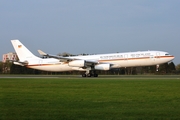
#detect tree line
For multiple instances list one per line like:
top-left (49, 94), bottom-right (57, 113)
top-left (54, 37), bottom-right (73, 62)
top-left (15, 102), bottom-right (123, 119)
top-left (0, 61), bottom-right (180, 75)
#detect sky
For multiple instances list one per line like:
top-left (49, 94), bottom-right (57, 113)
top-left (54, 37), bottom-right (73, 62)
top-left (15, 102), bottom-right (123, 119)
top-left (0, 0), bottom-right (180, 65)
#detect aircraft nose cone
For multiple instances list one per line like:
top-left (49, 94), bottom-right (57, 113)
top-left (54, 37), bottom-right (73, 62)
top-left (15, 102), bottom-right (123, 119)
top-left (171, 56), bottom-right (175, 61)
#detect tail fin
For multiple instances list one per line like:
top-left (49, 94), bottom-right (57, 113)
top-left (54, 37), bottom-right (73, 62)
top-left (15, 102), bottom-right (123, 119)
top-left (11, 39), bottom-right (39, 61)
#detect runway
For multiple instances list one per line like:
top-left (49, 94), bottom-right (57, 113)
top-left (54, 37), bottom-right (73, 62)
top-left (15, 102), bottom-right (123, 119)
top-left (0, 75), bottom-right (180, 79)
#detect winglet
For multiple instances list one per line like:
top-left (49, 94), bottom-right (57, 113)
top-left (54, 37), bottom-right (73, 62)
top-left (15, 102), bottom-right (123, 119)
top-left (38, 50), bottom-right (48, 56)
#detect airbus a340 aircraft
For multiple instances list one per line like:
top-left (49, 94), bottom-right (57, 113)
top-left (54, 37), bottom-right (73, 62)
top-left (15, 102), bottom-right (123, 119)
top-left (11, 40), bottom-right (174, 77)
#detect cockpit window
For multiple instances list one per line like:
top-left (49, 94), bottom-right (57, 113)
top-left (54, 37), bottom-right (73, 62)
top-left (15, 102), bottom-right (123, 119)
top-left (165, 54), bottom-right (169, 56)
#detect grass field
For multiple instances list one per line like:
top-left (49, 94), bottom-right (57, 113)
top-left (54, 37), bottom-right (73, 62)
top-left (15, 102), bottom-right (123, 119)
top-left (1, 76), bottom-right (180, 119)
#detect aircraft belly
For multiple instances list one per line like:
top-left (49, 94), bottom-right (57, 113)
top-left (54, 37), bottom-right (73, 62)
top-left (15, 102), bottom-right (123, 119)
top-left (154, 58), bottom-right (172, 65)
top-left (112, 59), bottom-right (155, 67)
top-left (120, 58), bottom-right (170, 67)
top-left (28, 64), bottom-right (73, 72)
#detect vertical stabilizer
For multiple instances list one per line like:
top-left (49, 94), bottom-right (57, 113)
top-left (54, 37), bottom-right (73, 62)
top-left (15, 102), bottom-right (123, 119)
top-left (11, 40), bottom-right (39, 61)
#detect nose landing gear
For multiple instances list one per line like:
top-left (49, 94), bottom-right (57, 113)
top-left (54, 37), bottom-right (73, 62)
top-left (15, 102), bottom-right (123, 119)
top-left (156, 65), bottom-right (159, 71)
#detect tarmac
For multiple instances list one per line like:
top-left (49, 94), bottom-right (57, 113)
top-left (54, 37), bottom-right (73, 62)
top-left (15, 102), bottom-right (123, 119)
top-left (0, 75), bottom-right (180, 79)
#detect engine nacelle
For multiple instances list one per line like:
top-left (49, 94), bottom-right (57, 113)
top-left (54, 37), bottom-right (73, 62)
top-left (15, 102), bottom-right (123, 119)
top-left (94, 64), bottom-right (110, 70)
top-left (68, 60), bottom-right (85, 67)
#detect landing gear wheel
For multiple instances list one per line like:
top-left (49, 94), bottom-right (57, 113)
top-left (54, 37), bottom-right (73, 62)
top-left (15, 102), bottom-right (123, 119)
top-left (81, 71), bottom-right (99, 77)
top-left (87, 73), bottom-right (92, 77)
top-left (82, 74), bottom-right (86, 77)
top-left (93, 73), bottom-right (98, 77)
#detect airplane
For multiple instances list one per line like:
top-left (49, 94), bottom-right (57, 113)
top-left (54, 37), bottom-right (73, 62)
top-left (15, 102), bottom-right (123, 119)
top-left (11, 39), bottom-right (175, 77)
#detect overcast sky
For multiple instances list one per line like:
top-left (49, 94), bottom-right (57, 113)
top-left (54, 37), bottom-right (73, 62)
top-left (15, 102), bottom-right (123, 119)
top-left (0, 0), bottom-right (180, 65)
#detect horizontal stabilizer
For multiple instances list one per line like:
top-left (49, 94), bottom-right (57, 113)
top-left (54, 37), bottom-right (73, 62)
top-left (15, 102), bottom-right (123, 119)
top-left (14, 61), bottom-right (28, 66)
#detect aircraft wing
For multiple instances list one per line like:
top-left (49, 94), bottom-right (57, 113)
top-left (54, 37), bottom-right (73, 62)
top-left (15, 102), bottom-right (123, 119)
top-left (38, 50), bottom-right (99, 64)
top-left (38, 50), bottom-right (74, 61)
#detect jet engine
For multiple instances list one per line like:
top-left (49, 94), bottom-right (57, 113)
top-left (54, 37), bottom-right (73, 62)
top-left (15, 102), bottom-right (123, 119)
top-left (94, 64), bottom-right (110, 70)
top-left (68, 60), bottom-right (85, 67)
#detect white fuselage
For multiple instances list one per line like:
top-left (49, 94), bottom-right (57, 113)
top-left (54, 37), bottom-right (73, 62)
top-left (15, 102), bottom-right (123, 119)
top-left (26, 51), bottom-right (174, 72)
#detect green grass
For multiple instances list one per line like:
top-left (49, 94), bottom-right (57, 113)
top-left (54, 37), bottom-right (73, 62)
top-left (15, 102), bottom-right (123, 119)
top-left (1, 77), bottom-right (180, 119)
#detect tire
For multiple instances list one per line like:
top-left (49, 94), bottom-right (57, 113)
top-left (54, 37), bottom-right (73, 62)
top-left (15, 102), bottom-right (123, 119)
top-left (82, 74), bottom-right (86, 77)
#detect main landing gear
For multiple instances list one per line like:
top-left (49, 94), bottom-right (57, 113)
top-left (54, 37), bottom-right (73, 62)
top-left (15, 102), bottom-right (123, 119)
top-left (82, 73), bottom-right (98, 77)
top-left (82, 70), bottom-right (98, 77)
